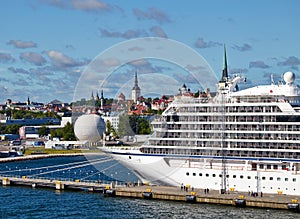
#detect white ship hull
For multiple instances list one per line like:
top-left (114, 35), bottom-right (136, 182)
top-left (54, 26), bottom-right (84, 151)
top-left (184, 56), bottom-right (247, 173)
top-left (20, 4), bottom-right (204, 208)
top-left (105, 147), bottom-right (300, 195)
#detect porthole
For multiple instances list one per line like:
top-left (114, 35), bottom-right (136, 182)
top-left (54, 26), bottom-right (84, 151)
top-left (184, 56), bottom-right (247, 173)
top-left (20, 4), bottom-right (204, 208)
top-left (186, 172), bottom-right (189, 176)
top-left (193, 173), bottom-right (196, 176)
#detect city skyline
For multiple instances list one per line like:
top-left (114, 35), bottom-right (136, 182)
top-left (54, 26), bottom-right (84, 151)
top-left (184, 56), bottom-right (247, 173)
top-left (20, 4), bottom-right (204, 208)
top-left (1, 0), bottom-right (300, 103)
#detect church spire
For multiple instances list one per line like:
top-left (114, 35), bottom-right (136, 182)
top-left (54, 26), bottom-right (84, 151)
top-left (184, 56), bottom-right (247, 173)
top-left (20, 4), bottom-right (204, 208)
top-left (133, 71), bottom-right (139, 89)
top-left (91, 91), bottom-right (94, 100)
top-left (222, 45), bottom-right (228, 81)
top-left (100, 90), bottom-right (104, 110)
top-left (27, 96), bottom-right (30, 105)
top-left (132, 71), bottom-right (141, 103)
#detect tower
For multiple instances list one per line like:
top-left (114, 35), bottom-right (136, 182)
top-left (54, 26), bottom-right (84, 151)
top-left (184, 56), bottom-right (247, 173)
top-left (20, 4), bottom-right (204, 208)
top-left (100, 90), bottom-right (104, 110)
top-left (26, 96), bottom-right (30, 105)
top-left (221, 45), bottom-right (228, 82)
top-left (218, 45), bottom-right (229, 91)
top-left (91, 91), bottom-right (94, 101)
top-left (132, 71), bottom-right (141, 103)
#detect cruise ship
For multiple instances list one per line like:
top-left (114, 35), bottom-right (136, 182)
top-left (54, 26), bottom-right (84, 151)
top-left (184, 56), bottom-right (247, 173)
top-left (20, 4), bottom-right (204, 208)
top-left (104, 49), bottom-right (300, 195)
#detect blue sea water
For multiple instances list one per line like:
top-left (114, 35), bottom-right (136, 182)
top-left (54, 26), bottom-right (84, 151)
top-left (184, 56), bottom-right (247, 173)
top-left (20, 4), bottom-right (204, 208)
top-left (0, 155), bottom-right (298, 219)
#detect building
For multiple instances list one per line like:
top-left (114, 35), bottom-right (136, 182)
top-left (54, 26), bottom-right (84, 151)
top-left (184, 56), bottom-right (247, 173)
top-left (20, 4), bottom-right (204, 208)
top-left (102, 114), bottom-right (120, 131)
top-left (45, 140), bottom-right (89, 149)
top-left (4, 117), bottom-right (60, 126)
top-left (132, 72), bottom-right (141, 103)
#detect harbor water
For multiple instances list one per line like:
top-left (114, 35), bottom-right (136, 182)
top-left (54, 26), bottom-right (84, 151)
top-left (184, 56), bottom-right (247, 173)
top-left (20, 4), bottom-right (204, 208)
top-left (0, 155), bottom-right (298, 219)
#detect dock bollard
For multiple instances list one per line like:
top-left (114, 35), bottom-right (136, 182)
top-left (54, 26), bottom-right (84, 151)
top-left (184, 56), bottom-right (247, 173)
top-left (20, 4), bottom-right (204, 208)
top-left (55, 181), bottom-right (64, 190)
top-left (186, 191), bottom-right (197, 203)
top-left (104, 185), bottom-right (116, 197)
top-left (2, 177), bottom-right (10, 186)
top-left (287, 199), bottom-right (299, 212)
top-left (234, 195), bottom-right (246, 207)
top-left (142, 189), bottom-right (153, 199)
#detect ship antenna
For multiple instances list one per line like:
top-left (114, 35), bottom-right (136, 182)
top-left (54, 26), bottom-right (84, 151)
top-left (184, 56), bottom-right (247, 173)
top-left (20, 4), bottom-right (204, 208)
top-left (271, 74), bottom-right (274, 85)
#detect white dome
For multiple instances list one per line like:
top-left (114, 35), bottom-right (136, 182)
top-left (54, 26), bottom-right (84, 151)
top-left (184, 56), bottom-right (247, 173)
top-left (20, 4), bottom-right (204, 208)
top-left (74, 114), bottom-right (105, 141)
top-left (283, 71), bottom-right (295, 84)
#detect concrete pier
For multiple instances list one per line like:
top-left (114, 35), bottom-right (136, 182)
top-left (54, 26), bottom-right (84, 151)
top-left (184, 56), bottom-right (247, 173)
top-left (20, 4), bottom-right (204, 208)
top-left (115, 185), bottom-right (299, 211)
top-left (1, 176), bottom-right (299, 212)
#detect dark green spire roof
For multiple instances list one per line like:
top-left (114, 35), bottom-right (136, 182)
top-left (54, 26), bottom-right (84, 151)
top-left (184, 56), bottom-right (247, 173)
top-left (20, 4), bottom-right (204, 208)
top-left (222, 45), bottom-right (228, 80)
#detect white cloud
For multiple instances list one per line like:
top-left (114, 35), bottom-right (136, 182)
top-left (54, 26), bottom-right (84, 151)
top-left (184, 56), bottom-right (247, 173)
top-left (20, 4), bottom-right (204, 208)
top-left (133, 7), bottom-right (170, 24)
top-left (20, 52), bottom-right (47, 66)
top-left (45, 50), bottom-right (85, 69)
top-left (7, 40), bottom-right (37, 49)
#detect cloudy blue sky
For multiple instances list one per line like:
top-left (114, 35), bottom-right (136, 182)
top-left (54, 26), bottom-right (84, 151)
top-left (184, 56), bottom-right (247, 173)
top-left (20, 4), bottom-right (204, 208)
top-left (0, 0), bottom-right (299, 103)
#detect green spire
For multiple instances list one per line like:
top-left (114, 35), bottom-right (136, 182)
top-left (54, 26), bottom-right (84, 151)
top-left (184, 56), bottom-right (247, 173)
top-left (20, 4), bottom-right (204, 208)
top-left (222, 45), bottom-right (228, 80)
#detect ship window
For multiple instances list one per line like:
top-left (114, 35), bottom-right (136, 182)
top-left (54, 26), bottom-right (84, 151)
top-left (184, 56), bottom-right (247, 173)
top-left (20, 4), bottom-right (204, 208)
top-left (293, 178), bottom-right (296, 182)
top-left (212, 174), bottom-right (216, 177)
top-left (262, 177), bottom-right (266, 180)
top-left (226, 175), bottom-right (229, 178)
top-left (270, 177), bottom-right (273, 180)
top-left (282, 165), bottom-right (286, 170)
top-left (240, 175), bottom-right (243, 179)
top-left (199, 173), bottom-right (202, 177)
top-left (206, 174), bottom-right (209, 177)
top-left (219, 174), bottom-right (222, 178)
top-left (277, 177), bottom-right (281, 181)
top-left (186, 172), bottom-right (189, 176)
top-left (273, 165), bottom-right (278, 169)
top-left (285, 178), bottom-right (288, 181)
top-left (247, 176), bottom-right (251, 179)
top-left (259, 164), bottom-right (264, 169)
top-left (193, 173), bottom-right (196, 176)
top-left (233, 175), bottom-right (236, 178)
top-left (267, 164), bottom-right (271, 169)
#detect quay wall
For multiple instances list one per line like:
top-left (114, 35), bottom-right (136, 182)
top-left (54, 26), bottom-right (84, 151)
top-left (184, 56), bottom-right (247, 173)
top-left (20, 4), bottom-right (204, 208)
top-left (1, 176), bottom-right (299, 212)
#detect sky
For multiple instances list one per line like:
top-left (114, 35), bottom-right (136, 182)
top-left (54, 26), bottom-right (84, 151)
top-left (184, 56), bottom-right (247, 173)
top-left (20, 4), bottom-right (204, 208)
top-left (0, 0), bottom-right (300, 103)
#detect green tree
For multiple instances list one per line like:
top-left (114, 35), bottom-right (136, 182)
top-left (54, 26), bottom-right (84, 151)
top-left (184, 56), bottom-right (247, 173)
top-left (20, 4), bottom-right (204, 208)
top-left (50, 122), bottom-right (76, 140)
top-left (118, 114), bottom-right (134, 137)
top-left (0, 123), bottom-right (6, 134)
top-left (38, 126), bottom-right (50, 137)
top-left (137, 117), bottom-right (151, 134)
top-left (5, 124), bottom-right (21, 134)
top-left (62, 122), bottom-right (76, 140)
top-left (106, 120), bottom-right (112, 135)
